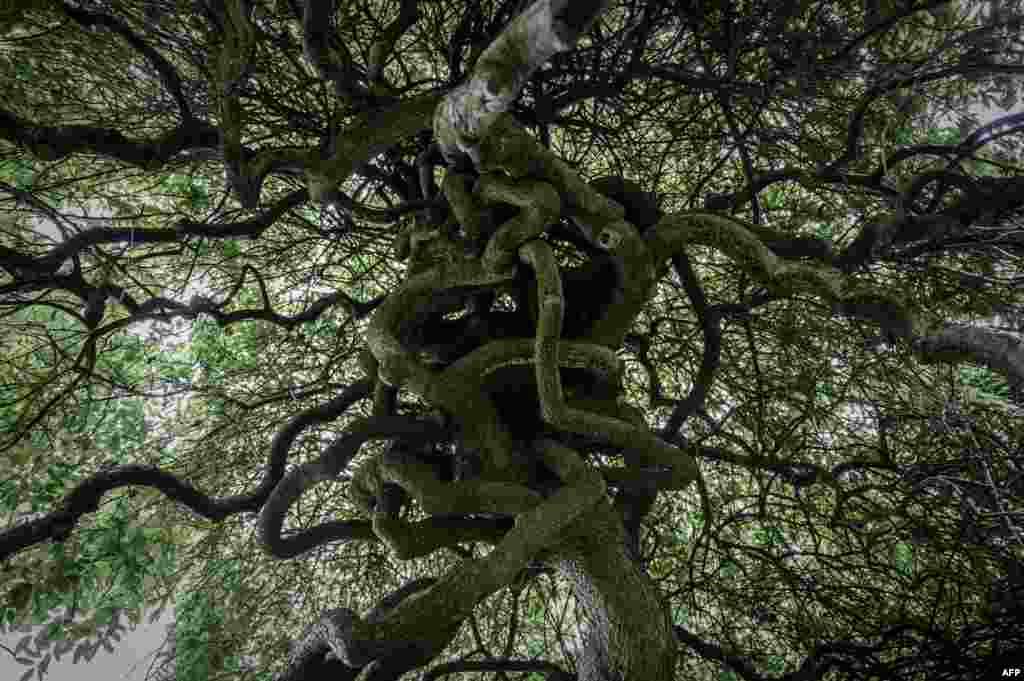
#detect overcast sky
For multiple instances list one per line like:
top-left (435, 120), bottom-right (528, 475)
top-left (0, 607), bottom-right (174, 681)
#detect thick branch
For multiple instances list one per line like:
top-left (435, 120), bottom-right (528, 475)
top-left (434, 0), bottom-right (610, 168)
top-left (645, 212), bottom-right (916, 331)
top-left (520, 239), bottom-right (699, 491)
top-left (647, 212), bottom-right (1024, 390)
top-left (432, 337), bottom-right (623, 480)
top-left (259, 414), bottom-right (449, 558)
top-left (275, 577), bottom-right (443, 681)
top-left (1, 379), bottom-right (373, 561)
top-left (353, 438), bottom-right (607, 666)
top-left (915, 325), bottom-right (1024, 387)
top-left (0, 106), bottom-right (220, 165)
top-left (279, 439), bottom-right (606, 678)
top-left (306, 94), bottom-right (441, 205)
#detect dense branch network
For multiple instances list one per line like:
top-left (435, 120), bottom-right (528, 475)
top-left (2, 0), bottom-right (1024, 679)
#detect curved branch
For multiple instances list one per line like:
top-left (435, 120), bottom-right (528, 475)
top-left (474, 174), bottom-right (561, 270)
top-left (915, 325), bottom-right (1024, 388)
top-left (367, 447), bottom-right (543, 518)
top-left (259, 414), bottom-right (448, 559)
top-left (275, 577), bottom-right (442, 681)
top-left (432, 337), bottom-right (623, 479)
top-left (57, 1), bottom-right (194, 122)
top-left (278, 438), bottom-right (606, 678)
top-left (827, 62), bottom-right (1024, 174)
top-left (659, 253), bottom-right (722, 440)
top-left (521, 239), bottom-right (699, 492)
top-left (435, 0), bottom-right (610, 168)
top-left (645, 212), bottom-right (907, 315)
top-left (647, 211), bottom-right (1024, 390)
top-left (367, 0), bottom-right (420, 89)
top-left (0, 105), bottom-right (220, 166)
top-left (0, 379), bottom-right (373, 561)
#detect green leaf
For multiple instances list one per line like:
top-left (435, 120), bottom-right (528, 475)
top-left (95, 606), bottom-right (116, 625)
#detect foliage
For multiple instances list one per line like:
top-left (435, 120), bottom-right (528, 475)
top-left (1, 0), bottom-right (1023, 680)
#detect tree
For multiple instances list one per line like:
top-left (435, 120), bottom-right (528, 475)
top-left (1, 0), bottom-right (1023, 679)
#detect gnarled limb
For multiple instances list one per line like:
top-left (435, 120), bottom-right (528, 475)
top-left (283, 439), bottom-right (606, 679)
top-left (435, 0), bottom-right (610, 169)
top-left (274, 577), bottom-right (448, 681)
top-left (644, 212), bottom-right (917, 325)
top-left (443, 169), bottom-right (489, 247)
top-left (474, 173), bottom-right (561, 270)
top-left (350, 442), bottom-right (543, 559)
top-left (362, 437), bottom-right (606, 645)
top-left (519, 239), bottom-right (700, 492)
top-left (365, 174), bottom-right (564, 485)
top-left (443, 111), bottom-right (661, 349)
top-left (430, 337), bottom-right (623, 480)
top-left (645, 211), bottom-right (1024, 389)
top-left (366, 174), bottom-right (559, 393)
top-left (377, 447), bottom-right (542, 517)
top-left (260, 415), bottom-right (445, 559)
top-left (365, 257), bottom-right (515, 392)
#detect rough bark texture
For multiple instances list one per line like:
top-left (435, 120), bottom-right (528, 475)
top-left (915, 325), bottom-right (1024, 386)
top-left (2, 3), bottom-right (1022, 681)
top-left (549, 497), bottom-right (677, 681)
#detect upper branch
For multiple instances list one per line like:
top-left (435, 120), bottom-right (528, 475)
top-left (0, 106), bottom-right (220, 166)
top-left (646, 211), bottom-right (1024, 392)
top-left (57, 0), bottom-right (195, 122)
top-left (434, 0), bottom-right (610, 169)
top-left (302, 0), bottom-right (376, 105)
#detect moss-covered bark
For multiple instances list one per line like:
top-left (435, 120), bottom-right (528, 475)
top-left (288, 1), bottom-right (1024, 678)
top-left (338, 3), bottom-right (692, 678)
top-left (550, 495), bottom-right (677, 681)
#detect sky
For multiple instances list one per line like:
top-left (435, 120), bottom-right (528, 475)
top-left (1, 199), bottom-right (179, 680)
top-left (0, 608), bottom-right (175, 681)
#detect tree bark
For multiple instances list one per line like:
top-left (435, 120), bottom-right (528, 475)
top-left (550, 497), bottom-right (677, 681)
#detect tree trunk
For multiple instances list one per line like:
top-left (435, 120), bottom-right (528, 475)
top-left (548, 497), bottom-right (677, 681)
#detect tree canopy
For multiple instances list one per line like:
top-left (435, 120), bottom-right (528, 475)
top-left (1, 0), bottom-right (1023, 679)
